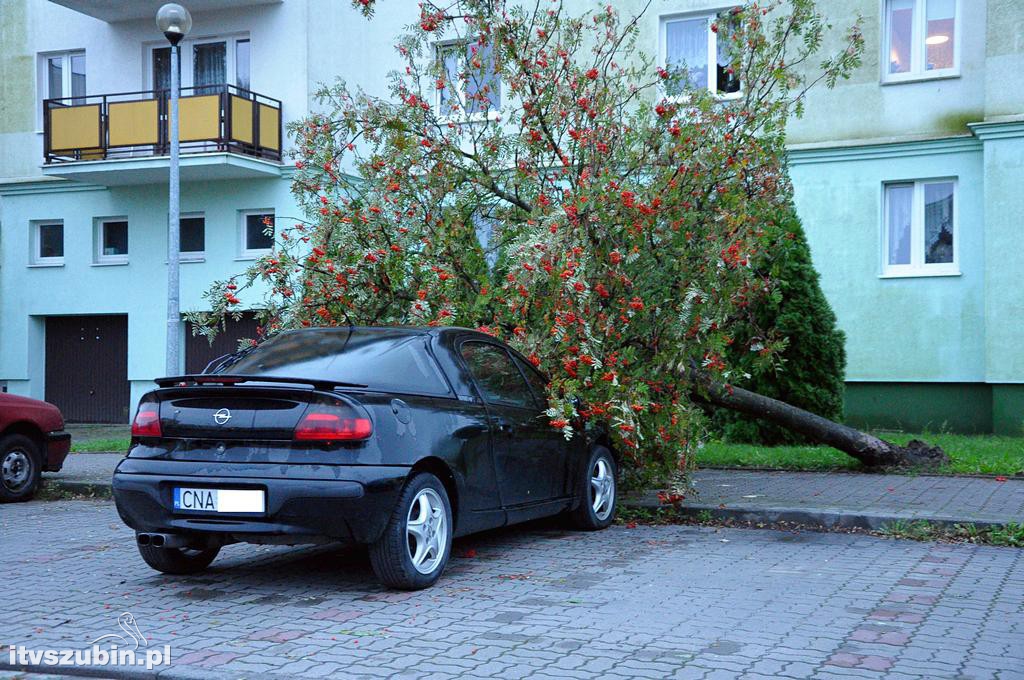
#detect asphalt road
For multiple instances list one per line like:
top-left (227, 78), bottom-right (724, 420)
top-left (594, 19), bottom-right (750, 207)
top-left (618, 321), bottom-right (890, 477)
top-left (2, 498), bottom-right (1022, 679)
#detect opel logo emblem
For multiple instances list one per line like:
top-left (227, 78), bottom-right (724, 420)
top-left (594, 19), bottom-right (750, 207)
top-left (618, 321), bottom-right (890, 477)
top-left (213, 408), bottom-right (232, 425)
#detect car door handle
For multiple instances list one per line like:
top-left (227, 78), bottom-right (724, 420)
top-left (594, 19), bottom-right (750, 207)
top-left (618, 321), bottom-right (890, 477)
top-left (495, 420), bottom-right (516, 436)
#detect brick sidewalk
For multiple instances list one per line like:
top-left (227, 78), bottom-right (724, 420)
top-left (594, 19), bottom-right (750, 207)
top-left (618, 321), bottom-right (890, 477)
top-left (47, 454), bottom-right (1024, 527)
top-left (2, 499), bottom-right (1023, 679)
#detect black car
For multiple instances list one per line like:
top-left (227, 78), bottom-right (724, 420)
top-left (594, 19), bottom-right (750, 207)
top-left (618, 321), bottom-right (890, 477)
top-left (113, 326), bottom-right (618, 589)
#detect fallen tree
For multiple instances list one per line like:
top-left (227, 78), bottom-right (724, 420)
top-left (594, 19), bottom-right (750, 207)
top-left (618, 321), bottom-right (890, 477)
top-left (687, 368), bottom-right (948, 468)
top-left (193, 0), bottom-right (947, 483)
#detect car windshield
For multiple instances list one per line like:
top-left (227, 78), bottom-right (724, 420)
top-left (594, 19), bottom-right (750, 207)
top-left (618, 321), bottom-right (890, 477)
top-left (221, 328), bottom-right (450, 396)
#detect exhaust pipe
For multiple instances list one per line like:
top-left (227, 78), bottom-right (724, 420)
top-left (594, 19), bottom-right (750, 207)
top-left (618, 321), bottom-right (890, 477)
top-left (136, 532), bottom-right (190, 548)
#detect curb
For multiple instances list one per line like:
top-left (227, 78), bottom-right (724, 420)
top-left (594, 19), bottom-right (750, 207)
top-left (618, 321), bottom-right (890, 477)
top-left (41, 479), bottom-right (113, 499)
top-left (0, 661), bottom-right (246, 680)
top-left (40, 478), bottom-right (1008, 531)
top-left (697, 465), bottom-right (1024, 481)
top-left (619, 497), bottom-right (1009, 530)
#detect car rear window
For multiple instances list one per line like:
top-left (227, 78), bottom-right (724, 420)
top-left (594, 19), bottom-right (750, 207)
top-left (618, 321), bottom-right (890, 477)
top-left (221, 328), bottom-right (451, 396)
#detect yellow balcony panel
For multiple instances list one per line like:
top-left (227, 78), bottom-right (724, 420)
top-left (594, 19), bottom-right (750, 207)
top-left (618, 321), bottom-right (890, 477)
top-left (230, 95), bottom-right (254, 145)
top-left (49, 104), bottom-right (101, 152)
top-left (108, 99), bottom-right (159, 147)
top-left (179, 95), bottom-right (221, 143)
top-left (259, 103), bottom-right (280, 152)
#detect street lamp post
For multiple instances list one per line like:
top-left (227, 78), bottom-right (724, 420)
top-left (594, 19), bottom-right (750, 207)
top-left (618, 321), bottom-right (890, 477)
top-left (156, 3), bottom-right (192, 376)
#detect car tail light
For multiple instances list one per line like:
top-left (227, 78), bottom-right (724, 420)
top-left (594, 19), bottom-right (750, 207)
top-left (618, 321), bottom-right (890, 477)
top-left (131, 403), bottom-right (162, 437)
top-left (294, 405), bottom-right (372, 442)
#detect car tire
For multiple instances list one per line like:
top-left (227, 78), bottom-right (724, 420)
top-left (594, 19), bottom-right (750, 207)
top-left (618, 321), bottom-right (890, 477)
top-left (569, 445), bottom-right (617, 530)
top-left (369, 472), bottom-right (453, 590)
top-left (0, 434), bottom-right (43, 503)
top-left (137, 542), bottom-right (220, 575)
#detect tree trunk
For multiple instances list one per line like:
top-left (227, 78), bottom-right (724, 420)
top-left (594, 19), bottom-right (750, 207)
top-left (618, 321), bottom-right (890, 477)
top-left (687, 370), bottom-right (949, 469)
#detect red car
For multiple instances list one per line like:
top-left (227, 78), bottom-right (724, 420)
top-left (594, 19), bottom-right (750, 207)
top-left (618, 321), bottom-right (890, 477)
top-left (0, 393), bottom-right (71, 502)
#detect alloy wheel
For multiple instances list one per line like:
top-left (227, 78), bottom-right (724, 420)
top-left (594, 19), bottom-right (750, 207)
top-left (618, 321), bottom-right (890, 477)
top-left (590, 457), bottom-right (615, 520)
top-left (406, 488), bottom-right (447, 575)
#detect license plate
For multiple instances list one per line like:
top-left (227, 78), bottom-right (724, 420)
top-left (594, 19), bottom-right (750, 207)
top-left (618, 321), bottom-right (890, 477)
top-left (173, 487), bottom-right (265, 514)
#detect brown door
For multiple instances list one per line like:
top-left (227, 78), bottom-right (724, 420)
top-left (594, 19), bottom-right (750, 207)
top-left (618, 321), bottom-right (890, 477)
top-left (185, 312), bottom-right (260, 374)
top-left (45, 315), bottom-right (130, 423)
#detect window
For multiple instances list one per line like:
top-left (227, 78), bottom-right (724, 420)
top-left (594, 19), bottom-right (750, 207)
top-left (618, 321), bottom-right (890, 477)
top-left (236, 40), bottom-right (251, 90)
top-left (150, 35), bottom-right (250, 92)
top-left (884, 0), bottom-right (958, 81)
top-left (42, 51), bottom-right (86, 103)
top-left (513, 356), bottom-right (548, 407)
top-left (461, 342), bottom-right (536, 409)
top-left (223, 328), bottom-right (451, 396)
top-left (31, 221), bottom-right (64, 266)
top-left (180, 214), bottom-right (205, 260)
top-left (38, 51), bottom-right (85, 127)
top-left (240, 210), bottom-right (274, 258)
top-left (883, 179), bottom-right (957, 276)
top-left (436, 41), bottom-right (501, 118)
top-left (95, 218), bottom-right (128, 265)
top-left (661, 10), bottom-right (741, 99)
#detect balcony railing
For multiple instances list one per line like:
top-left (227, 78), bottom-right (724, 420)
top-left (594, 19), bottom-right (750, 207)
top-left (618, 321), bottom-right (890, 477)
top-left (43, 84), bottom-right (282, 164)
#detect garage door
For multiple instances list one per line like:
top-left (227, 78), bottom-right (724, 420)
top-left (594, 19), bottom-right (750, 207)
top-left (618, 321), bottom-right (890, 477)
top-left (45, 315), bottom-right (130, 423)
top-left (185, 312), bottom-right (260, 374)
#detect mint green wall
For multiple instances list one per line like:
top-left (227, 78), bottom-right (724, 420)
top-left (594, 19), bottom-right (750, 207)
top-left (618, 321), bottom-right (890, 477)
top-left (789, 138), bottom-right (986, 383)
top-left (0, 174), bottom-right (295, 410)
top-left (971, 123), bottom-right (1024, 384)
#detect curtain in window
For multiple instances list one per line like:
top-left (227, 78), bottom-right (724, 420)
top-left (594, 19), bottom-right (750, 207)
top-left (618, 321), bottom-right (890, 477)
top-left (465, 42), bottom-right (500, 114)
top-left (887, 0), bottom-right (914, 74)
top-left (438, 45), bottom-right (461, 115)
top-left (924, 182), bottom-right (954, 263)
top-left (665, 18), bottom-right (708, 94)
top-left (887, 184), bottom-right (913, 265)
top-left (193, 42), bottom-right (226, 94)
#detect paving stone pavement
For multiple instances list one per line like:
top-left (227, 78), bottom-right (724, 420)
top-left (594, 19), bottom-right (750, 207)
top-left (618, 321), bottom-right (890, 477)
top-left (47, 454), bottom-right (1024, 527)
top-left (672, 470), bottom-right (1024, 527)
top-left (2, 498), bottom-right (1023, 679)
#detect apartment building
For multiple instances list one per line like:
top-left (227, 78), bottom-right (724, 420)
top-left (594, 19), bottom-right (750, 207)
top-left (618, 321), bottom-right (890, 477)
top-left (0, 0), bottom-right (1021, 432)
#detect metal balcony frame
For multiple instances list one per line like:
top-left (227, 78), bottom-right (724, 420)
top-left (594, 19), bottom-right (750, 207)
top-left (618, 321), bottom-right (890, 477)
top-left (43, 83), bottom-right (282, 164)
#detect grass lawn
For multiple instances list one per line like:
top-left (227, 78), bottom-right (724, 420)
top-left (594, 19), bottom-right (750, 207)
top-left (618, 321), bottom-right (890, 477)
top-left (71, 437), bottom-right (129, 453)
top-left (72, 432), bottom-right (1024, 477)
top-left (700, 432), bottom-right (1024, 476)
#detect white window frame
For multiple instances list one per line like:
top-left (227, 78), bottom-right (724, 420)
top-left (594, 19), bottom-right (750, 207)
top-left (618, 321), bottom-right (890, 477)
top-left (30, 220), bottom-right (65, 267)
top-left (659, 8), bottom-right (743, 103)
top-left (93, 217), bottom-right (129, 266)
top-left (882, 0), bottom-right (960, 84)
top-left (238, 209), bottom-right (275, 259)
top-left (881, 178), bottom-right (959, 278)
top-left (434, 40), bottom-right (502, 123)
top-left (37, 50), bottom-right (85, 129)
top-left (145, 33), bottom-right (251, 91)
top-left (179, 212), bottom-right (206, 262)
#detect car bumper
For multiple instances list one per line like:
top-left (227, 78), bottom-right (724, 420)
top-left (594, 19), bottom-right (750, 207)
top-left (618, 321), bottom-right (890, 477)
top-left (44, 431), bottom-right (72, 472)
top-left (112, 457), bottom-right (409, 544)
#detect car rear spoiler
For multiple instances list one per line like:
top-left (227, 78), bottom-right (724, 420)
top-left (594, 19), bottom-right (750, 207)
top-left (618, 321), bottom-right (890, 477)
top-left (154, 374), bottom-right (368, 391)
